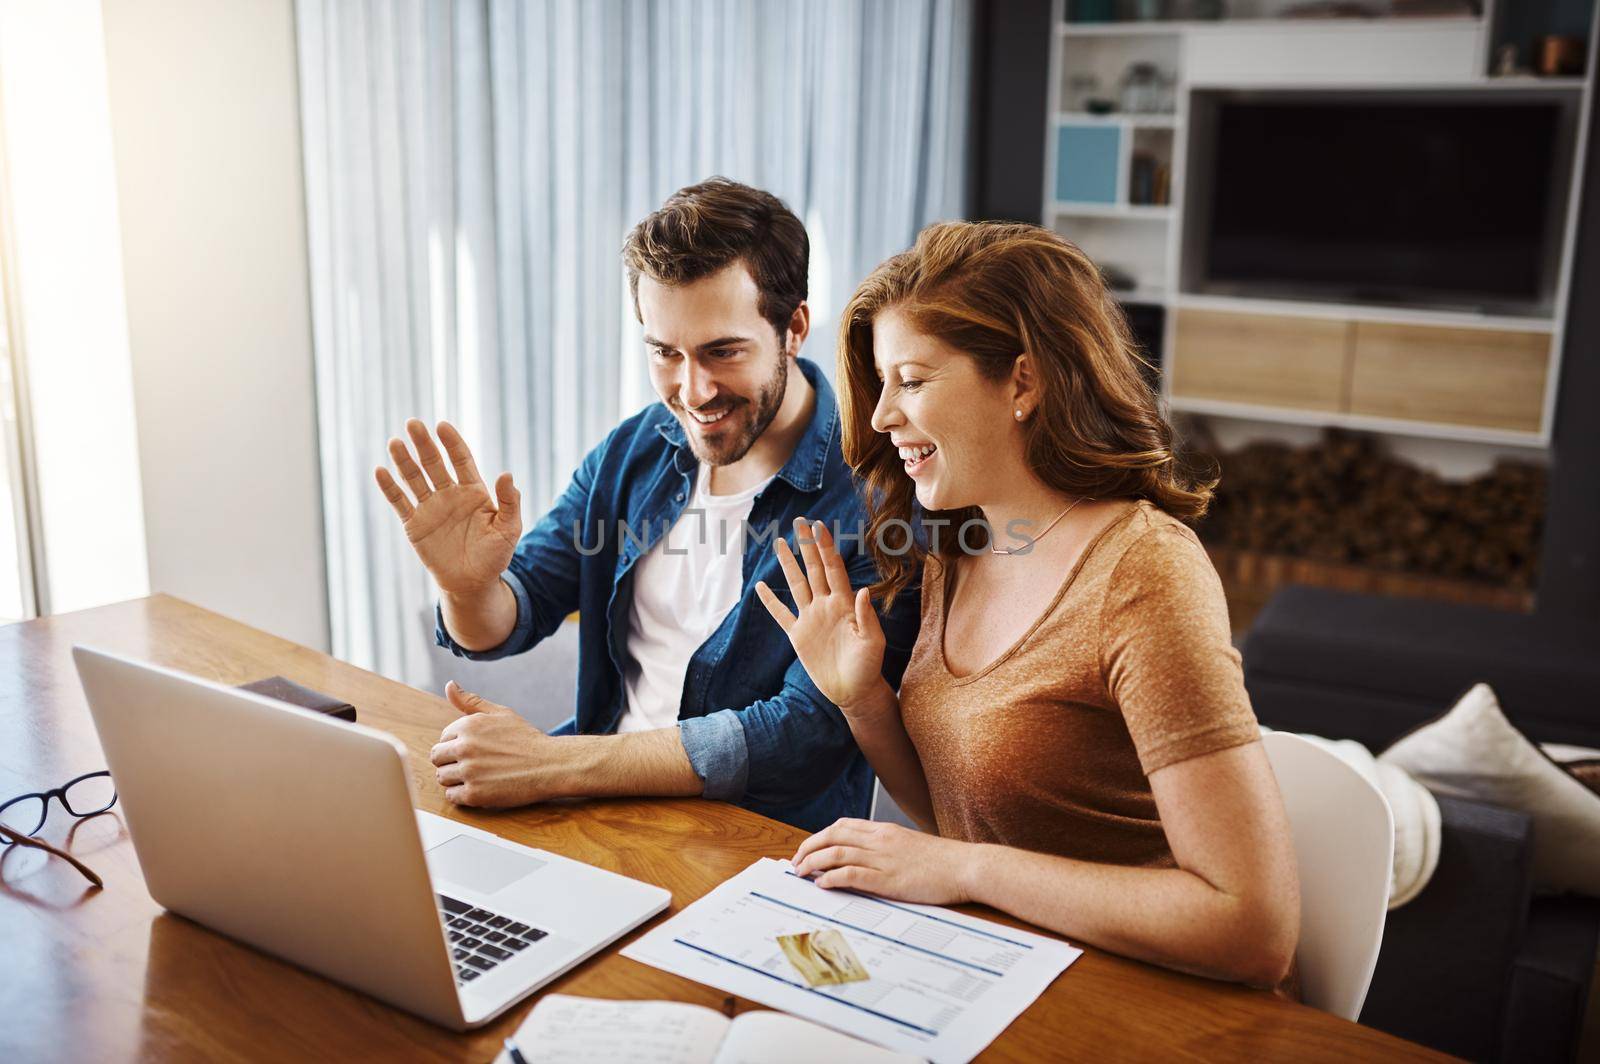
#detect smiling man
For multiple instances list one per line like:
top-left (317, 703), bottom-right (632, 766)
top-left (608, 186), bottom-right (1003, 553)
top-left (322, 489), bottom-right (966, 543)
top-left (374, 178), bottom-right (919, 832)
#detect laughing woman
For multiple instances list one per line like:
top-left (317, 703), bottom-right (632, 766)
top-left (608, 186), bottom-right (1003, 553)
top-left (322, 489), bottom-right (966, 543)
top-left (755, 222), bottom-right (1300, 991)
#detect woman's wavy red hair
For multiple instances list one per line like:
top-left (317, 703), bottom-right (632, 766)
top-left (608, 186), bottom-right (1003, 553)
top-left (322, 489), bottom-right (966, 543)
top-left (838, 221), bottom-right (1216, 605)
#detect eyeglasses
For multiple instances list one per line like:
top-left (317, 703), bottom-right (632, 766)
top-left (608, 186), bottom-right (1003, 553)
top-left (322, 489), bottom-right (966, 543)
top-left (1, 771), bottom-right (118, 839)
top-left (0, 771), bottom-right (117, 887)
top-left (0, 824), bottom-right (103, 887)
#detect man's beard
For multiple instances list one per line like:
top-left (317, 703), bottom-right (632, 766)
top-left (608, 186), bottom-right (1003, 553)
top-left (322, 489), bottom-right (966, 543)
top-left (677, 353), bottom-right (788, 467)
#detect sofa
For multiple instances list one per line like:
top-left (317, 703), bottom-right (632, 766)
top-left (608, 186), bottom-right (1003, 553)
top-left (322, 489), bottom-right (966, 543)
top-left (1243, 585), bottom-right (1600, 1063)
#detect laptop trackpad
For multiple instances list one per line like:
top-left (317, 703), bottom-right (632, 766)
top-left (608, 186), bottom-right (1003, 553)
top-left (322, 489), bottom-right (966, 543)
top-left (426, 834), bottom-right (546, 895)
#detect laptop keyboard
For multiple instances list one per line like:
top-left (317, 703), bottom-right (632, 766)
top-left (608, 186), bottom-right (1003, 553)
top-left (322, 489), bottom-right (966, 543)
top-left (437, 894), bottom-right (549, 984)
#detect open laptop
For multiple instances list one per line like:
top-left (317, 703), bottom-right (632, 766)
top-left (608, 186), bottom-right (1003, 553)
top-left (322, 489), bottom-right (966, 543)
top-left (71, 645), bottom-right (671, 1031)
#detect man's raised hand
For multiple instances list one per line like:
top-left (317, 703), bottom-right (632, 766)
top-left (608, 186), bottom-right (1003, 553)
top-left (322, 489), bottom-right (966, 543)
top-left (374, 419), bottom-right (522, 596)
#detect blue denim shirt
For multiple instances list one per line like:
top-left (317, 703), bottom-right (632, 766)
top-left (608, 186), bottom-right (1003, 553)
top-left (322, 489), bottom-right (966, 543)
top-left (435, 358), bottom-right (920, 832)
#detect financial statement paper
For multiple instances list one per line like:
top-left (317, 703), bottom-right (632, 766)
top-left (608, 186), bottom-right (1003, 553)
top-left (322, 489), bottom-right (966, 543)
top-left (622, 858), bottom-right (1082, 1064)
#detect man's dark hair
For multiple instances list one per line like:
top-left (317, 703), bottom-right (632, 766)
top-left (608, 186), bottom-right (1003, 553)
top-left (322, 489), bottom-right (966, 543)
top-left (622, 177), bottom-right (809, 342)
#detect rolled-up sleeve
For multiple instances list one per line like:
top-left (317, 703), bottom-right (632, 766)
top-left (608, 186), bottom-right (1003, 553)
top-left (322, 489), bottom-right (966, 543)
top-left (702, 661), bottom-right (850, 807)
top-left (679, 708), bottom-right (750, 801)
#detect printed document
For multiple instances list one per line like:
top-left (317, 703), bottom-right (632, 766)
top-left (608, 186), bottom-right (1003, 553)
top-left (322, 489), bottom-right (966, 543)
top-left (621, 859), bottom-right (1081, 1063)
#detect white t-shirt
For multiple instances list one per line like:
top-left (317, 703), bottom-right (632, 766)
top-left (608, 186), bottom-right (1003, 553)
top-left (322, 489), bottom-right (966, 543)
top-left (615, 463), bottom-right (767, 734)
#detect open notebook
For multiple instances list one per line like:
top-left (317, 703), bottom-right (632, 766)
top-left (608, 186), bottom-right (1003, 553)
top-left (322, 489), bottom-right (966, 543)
top-left (497, 994), bottom-right (925, 1064)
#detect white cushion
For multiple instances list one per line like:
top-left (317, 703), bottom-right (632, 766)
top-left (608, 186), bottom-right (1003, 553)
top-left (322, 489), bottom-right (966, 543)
top-left (1380, 683), bottom-right (1600, 897)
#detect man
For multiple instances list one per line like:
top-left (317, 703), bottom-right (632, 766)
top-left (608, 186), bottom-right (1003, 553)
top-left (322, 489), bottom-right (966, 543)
top-left (374, 178), bottom-right (919, 832)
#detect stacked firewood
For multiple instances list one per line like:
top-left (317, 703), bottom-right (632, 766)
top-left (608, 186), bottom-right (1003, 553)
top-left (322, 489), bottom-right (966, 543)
top-left (1195, 432), bottom-right (1545, 588)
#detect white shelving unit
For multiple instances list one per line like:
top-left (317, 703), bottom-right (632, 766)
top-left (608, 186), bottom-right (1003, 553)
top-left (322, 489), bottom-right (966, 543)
top-left (1055, 110), bottom-right (1179, 127)
top-left (1052, 202), bottom-right (1172, 220)
top-left (1057, 14), bottom-right (1482, 39)
top-left (1164, 395), bottom-right (1549, 449)
top-left (1042, 0), bottom-right (1598, 450)
top-left (1044, 4), bottom-right (1185, 304)
top-left (1171, 293), bottom-right (1560, 335)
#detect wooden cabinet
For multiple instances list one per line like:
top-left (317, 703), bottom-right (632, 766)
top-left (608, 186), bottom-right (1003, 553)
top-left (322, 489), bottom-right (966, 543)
top-left (1171, 309), bottom-right (1351, 411)
top-left (1348, 323), bottom-right (1550, 434)
top-left (1168, 308), bottom-right (1553, 438)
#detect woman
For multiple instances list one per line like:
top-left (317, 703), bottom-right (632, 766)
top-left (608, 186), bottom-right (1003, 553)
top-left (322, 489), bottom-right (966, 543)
top-left (754, 221), bottom-right (1300, 990)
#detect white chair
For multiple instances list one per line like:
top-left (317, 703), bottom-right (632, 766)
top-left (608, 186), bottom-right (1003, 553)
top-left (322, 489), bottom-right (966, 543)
top-left (1261, 730), bottom-right (1394, 1022)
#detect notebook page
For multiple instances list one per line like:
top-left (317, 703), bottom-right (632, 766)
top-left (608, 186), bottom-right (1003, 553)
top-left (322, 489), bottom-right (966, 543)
top-left (715, 1010), bottom-right (926, 1064)
top-left (499, 994), bottom-right (729, 1064)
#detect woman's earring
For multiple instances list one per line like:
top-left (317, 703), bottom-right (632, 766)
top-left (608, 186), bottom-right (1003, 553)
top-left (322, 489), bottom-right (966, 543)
top-left (1015, 409), bottom-right (1024, 420)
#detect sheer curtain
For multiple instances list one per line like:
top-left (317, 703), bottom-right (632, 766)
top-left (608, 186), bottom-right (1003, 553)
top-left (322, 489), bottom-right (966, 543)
top-left (296, 0), bottom-right (971, 682)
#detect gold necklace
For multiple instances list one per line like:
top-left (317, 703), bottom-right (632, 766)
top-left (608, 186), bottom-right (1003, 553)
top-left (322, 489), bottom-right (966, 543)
top-left (990, 496), bottom-right (1092, 555)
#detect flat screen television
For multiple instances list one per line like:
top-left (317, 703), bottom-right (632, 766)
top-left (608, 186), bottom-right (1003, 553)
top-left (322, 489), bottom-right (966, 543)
top-left (1186, 91), bottom-right (1577, 316)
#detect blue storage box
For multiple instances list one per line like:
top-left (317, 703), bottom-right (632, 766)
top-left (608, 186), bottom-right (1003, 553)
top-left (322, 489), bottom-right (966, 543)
top-left (1056, 123), bottom-right (1120, 204)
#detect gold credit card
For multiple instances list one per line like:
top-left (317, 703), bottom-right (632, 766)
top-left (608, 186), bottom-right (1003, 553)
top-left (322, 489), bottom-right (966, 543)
top-left (777, 929), bottom-right (870, 987)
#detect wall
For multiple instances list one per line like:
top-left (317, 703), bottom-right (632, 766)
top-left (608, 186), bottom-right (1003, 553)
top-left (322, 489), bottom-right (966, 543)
top-left (1538, 12), bottom-right (1600, 622)
top-left (100, 0), bottom-right (329, 650)
top-left (969, 0), bottom-right (1053, 222)
top-left (0, 0), bottom-right (150, 616)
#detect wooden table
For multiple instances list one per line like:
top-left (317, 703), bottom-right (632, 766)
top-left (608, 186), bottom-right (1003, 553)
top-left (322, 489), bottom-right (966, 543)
top-left (0, 595), bottom-right (1451, 1062)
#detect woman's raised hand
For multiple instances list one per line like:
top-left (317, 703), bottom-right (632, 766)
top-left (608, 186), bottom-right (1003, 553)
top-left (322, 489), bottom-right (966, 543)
top-left (755, 518), bottom-right (892, 720)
